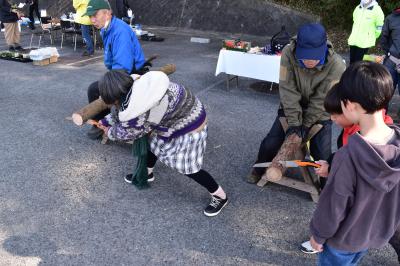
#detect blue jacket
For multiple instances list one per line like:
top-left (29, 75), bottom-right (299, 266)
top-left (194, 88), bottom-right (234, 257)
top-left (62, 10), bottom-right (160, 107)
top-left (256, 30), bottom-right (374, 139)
top-left (101, 16), bottom-right (145, 73)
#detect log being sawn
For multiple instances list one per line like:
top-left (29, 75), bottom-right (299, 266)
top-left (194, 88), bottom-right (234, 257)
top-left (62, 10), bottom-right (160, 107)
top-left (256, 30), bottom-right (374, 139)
top-left (257, 133), bottom-right (302, 187)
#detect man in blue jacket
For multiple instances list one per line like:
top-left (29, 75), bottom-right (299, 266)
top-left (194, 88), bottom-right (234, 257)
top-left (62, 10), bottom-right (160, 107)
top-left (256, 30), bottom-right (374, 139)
top-left (83, 0), bottom-right (146, 139)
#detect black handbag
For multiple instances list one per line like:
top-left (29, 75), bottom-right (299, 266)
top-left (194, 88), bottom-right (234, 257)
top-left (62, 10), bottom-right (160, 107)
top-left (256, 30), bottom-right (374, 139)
top-left (270, 26), bottom-right (291, 54)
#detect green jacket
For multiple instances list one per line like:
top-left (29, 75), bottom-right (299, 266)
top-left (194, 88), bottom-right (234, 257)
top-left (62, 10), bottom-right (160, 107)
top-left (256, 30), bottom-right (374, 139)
top-left (279, 39), bottom-right (346, 128)
top-left (348, 2), bottom-right (384, 48)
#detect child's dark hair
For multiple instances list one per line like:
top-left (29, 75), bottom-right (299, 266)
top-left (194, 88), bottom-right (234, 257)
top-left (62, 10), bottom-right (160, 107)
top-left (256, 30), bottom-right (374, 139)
top-left (98, 70), bottom-right (134, 104)
top-left (324, 83), bottom-right (342, 114)
top-left (338, 61), bottom-right (394, 114)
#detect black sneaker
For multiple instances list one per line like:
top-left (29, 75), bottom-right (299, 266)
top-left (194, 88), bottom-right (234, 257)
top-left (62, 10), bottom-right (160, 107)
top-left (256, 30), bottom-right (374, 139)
top-left (87, 125), bottom-right (103, 140)
top-left (147, 172), bottom-right (155, 182)
top-left (8, 46), bottom-right (15, 51)
top-left (204, 195), bottom-right (228, 217)
top-left (14, 46), bottom-right (26, 52)
top-left (246, 168), bottom-right (262, 184)
top-left (125, 173), bottom-right (154, 183)
top-left (82, 51), bottom-right (94, 57)
top-left (124, 174), bottom-right (134, 183)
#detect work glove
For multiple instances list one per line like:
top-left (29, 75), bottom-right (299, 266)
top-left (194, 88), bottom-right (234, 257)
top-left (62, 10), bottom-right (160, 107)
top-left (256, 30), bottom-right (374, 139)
top-left (302, 126), bottom-right (310, 141)
top-left (285, 126), bottom-right (303, 139)
top-left (286, 125), bottom-right (310, 141)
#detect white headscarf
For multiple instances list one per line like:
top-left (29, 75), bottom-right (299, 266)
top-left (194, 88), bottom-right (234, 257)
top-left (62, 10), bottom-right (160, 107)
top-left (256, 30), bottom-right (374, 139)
top-left (360, 0), bottom-right (376, 8)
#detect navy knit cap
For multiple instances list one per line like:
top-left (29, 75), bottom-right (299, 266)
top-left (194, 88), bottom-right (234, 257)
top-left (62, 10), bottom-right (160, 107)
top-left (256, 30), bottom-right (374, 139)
top-left (296, 23), bottom-right (327, 60)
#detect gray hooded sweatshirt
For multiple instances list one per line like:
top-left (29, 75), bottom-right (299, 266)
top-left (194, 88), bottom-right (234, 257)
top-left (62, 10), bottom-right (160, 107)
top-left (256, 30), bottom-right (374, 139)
top-left (310, 125), bottom-right (400, 252)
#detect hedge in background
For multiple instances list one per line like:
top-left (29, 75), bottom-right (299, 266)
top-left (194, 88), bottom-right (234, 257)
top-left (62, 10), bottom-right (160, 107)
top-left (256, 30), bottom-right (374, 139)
top-left (272, 0), bottom-right (399, 30)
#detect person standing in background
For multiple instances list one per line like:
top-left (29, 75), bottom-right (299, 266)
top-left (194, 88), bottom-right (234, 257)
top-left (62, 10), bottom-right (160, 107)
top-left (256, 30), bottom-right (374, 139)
top-left (26, 0), bottom-right (39, 30)
top-left (0, 0), bottom-right (25, 51)
top-left (115, 0), bottom-right (130, 19)
top-left (381, 6), bottom-right (400, 94)
top-left (348, 0), bottom-right (384, 64)
top-left (73, 0), bottom-right (94, 56)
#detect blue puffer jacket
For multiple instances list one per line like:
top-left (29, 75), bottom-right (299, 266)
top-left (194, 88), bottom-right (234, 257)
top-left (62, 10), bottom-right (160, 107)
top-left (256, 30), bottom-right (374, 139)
top-left (101, 16), bottom-right (145, 73)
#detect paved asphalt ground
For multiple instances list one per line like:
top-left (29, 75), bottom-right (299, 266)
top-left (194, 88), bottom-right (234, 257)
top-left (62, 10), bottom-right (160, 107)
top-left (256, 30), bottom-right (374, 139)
top-left (0, 26), bottom-right (398, 265)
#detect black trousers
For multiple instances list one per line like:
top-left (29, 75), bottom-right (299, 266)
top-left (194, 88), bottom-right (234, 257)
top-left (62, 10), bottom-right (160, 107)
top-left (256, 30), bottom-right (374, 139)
top-left (28, 3), bottom-right (40, 29)
top-left (147, 150), bottom-right (219, 193)
top-left (349, 46), bottom-right (369, 65)
top-left (253, 114), bottom-right (332, 176)
top-left (115, 0), bottom-right (128, 19)
top-left (87, 81), bottom-right (110, 121)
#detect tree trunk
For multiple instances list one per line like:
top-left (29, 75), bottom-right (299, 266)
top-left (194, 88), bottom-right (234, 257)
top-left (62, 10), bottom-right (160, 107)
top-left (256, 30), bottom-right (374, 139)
top-left (72, 98), bottom-right (109, 126)
top-left (265, 133), bottom-right (302, 182)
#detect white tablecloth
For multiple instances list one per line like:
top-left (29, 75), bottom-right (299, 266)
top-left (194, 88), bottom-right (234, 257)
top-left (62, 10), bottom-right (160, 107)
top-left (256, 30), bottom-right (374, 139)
top-left (215, 49), bottom-right (281, 83)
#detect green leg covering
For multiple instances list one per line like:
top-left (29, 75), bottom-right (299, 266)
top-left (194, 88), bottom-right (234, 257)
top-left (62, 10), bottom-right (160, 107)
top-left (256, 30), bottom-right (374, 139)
top-left (131, 135), bottom-right (150, 189)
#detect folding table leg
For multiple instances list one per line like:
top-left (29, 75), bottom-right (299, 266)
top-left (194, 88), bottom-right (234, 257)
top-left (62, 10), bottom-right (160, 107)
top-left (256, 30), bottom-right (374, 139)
top-left (226, 74), bottom-right (239, 90)
top-left (29, 34), bottom-right (34, 48)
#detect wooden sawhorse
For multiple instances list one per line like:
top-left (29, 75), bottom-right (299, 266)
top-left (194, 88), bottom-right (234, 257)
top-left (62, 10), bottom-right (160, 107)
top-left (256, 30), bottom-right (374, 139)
top-left (257, 118), bottom-right (322, 203)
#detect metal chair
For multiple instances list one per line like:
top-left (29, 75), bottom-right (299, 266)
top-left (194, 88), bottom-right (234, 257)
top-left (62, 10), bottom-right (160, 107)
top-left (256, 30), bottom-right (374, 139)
top-left (29, 16), bottom-right (61, 48)
top-left (60, 20), bottom-right (82, 51)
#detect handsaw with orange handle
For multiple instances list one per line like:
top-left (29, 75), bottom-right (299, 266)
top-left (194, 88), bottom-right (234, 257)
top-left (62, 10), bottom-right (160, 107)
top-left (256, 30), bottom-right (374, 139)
top-left (253, 159), bottom-right (321, 168)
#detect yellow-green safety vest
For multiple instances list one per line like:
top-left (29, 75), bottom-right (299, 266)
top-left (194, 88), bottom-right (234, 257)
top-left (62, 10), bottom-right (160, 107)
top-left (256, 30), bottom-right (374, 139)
top-left (348, 4), bottom-right (384, 48)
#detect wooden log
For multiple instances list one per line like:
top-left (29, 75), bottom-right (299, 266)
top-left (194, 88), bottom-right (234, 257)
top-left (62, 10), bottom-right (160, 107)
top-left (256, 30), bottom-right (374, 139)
top-left (267, 133), bottom-right (302, 181)
top-left (257, 133), bottom-right (302, 186)
top-left (72, 98), bottom-right (109, 126)
top-left (155, 64), bottom-right (176, 76)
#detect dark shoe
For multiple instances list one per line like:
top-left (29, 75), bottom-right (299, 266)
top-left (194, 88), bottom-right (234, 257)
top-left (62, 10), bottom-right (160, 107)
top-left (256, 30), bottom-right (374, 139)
top-left (14, 46), bottom-right (26, 52)
top-left (300, 240), bottom-right (319, 254)
top-left (124, 174), bottom-right (134, 183)
top-left (246, 169), bottom-right (262, 184)
top-left (82, 51), bottom-right (94, 57)
top-left (204, 196), bottom-right (228, 217)
top-left (125, 173), bottom-right (154, 183)
top-left (8, 46), bottom-right (15, 52)
top-left (147, 172), bottom-right (155, 182)
top-left (87, 125), bottom-right (103, 140)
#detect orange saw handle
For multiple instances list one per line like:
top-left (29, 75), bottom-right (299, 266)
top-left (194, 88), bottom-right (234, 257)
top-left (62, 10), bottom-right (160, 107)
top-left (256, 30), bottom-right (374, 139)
top-left (294, 160), bottom-right (321, 168)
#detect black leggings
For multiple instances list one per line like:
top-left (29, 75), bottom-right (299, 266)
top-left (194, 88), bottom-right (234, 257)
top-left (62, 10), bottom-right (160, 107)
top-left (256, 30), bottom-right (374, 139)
top-left (147, 150), bottom-right (219, 193)
top-left (349, 46), bottom-right (369, 64)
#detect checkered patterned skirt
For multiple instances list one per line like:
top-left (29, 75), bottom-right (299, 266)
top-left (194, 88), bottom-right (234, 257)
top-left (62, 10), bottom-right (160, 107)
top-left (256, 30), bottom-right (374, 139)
top-left (149, 126), bottom-right (207, 174)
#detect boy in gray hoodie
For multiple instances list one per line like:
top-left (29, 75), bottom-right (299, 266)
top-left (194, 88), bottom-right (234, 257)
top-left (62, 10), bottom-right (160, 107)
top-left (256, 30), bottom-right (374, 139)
top-left (309, 61), bottom-right (400, 265)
